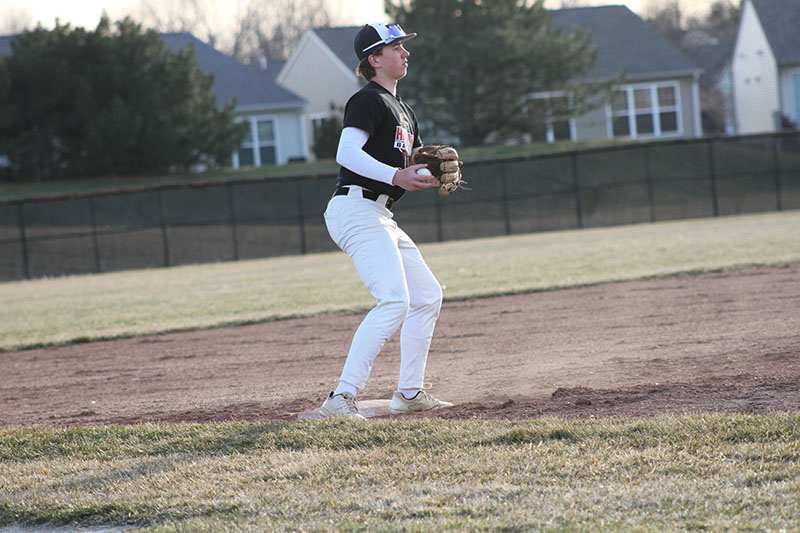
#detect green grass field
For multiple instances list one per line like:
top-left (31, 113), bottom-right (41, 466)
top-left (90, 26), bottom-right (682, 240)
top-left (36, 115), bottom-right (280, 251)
top-left (2, 415), bottom-right (799, 531)
top-left (2, 210), bottom-right (800, 531)
top-left (2, 210), bottom-right (800, 353)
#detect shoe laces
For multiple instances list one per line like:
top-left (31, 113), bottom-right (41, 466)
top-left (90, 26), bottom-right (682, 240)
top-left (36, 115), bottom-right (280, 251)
top-left (419, 389), bottom-right (438, 400)
top-left (341, 393), bottom-right (359, 412)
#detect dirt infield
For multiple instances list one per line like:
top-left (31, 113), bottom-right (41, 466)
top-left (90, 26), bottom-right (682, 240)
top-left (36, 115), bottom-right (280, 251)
top-left (2, 264), bottom-right (799, 427)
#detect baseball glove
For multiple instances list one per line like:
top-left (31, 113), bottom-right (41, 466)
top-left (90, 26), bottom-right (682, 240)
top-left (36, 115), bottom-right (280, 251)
top-left (411, 145), bottom-right (467, 196)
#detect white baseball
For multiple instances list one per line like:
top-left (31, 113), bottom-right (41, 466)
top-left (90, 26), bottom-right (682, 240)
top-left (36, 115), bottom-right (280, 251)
top-left (417, 168), bottom-right (432, 176)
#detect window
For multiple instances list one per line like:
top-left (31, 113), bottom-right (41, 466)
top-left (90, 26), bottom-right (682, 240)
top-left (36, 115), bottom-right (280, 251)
top-left (793, 72), bottom-right (800, 122)
top-left (234, 117), bottom-right (276, 168)
top-left (609, 83), bottom-right (681, 138)
top-left (528, 92), bottom-right (574, 143)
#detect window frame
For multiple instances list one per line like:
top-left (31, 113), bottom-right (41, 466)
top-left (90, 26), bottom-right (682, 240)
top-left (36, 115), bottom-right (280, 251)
top-left (528, 91), bottom-right (576, 144)
top-left (232, 115), bottom-right (278, 168)
top-left (607, 81), bottom-right (683, 139)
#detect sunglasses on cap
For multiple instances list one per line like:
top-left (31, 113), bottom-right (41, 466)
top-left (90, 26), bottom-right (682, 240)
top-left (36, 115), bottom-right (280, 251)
top-left (361, 24), bottom-right (413, 53)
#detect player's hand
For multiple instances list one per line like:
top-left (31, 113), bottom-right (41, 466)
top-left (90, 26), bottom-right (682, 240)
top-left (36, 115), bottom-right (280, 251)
top-left (392, 163), bottom-right (437, 191)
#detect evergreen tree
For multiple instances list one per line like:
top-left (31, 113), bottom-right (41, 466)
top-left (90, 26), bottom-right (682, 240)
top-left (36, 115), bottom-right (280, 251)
top-left (0, 16), bottom-right (246, 181)
top-left (385, 0), bottom-right (620, 146)
top-left (312, 103), bottom-right (343, 160)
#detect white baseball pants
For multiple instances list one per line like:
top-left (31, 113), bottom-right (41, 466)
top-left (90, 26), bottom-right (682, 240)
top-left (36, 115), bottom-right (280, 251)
top-left (324, 186), bottom-right (443, 392)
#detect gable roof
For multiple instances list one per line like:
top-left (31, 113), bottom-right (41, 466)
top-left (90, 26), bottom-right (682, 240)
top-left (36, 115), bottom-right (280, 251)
top-left (308, 7), bottom-right (698, 84)
top-left (550, 5), bottom-right (699, 80)
top-left (0, 34), bottom-right (14, 56)
top-left (312, 26), bottom-right (360, 72)
top-left (682, 39), bottom-right (734, 87)
top-left (160, 33), bottom-right (305, 110)
top-left (263, 59), bottom-right (285, 80)
top-left (750, 0), bottom-right (800, 66)
top-left (0, 32), bottom-right (305, 111)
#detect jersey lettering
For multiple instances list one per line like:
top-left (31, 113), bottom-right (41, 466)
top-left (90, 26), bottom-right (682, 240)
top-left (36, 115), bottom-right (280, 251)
top-left (394, 125), bottom-right (413, 156)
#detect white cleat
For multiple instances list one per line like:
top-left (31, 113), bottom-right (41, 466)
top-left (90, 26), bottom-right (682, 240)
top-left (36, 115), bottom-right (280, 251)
top-left (319, 392), bottom-right (367, 420)
top-left (388, 390), bottom-right (454, 414)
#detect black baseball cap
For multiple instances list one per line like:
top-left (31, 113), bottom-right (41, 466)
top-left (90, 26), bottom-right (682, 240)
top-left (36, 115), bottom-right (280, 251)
top-left (354, 23), bottom-right (417, 61)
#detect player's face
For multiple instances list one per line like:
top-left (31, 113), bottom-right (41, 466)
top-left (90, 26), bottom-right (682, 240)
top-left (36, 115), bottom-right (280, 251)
top-left (378, 42), bottom-right (410, 80)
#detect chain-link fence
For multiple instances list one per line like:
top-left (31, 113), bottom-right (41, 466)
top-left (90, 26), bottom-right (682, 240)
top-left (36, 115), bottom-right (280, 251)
top-left (2, 131), bottom-right (799, 281)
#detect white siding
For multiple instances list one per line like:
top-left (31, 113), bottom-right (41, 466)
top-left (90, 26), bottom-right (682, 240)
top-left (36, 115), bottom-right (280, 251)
top-left (780, 67), bottom-right (800, 125)
top-left (732, 0), bottom-right (781, 133)
top-left (278, 31), bottom-right (362, 159)
top-left (574, 77), bottom-right (697, 141)
top-left (233, 109), bottom-right (308, 167)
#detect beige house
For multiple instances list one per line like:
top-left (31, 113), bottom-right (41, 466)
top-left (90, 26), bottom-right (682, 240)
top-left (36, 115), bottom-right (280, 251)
top-left (732, 0), bottom-right (800, 134)
top-left (277, 27), bottom-right (362, 160)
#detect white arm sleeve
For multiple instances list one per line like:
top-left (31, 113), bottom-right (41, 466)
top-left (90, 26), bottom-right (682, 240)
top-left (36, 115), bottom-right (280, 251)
top-left (336, 127), bottom-right (398, 186)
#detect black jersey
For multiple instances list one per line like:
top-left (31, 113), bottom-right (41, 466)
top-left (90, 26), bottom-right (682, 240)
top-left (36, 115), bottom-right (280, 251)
top-left (337, 81), bottom-right (421, 200)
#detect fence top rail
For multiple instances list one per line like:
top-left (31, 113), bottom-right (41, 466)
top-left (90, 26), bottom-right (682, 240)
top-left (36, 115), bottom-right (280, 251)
top-left (0, 172), bottom-right (341, 207)
top-left (1, 130), bottom-right (798, 207)
top-left (470, 130), bottom-right (800, 166)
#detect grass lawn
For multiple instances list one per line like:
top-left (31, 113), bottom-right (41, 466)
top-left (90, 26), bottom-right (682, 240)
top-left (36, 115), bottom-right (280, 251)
top-left (1, 211), bottom-right (799, 531)
top-left (2, 414), bottom-right (799, 531)
top-left (1, 209), bottom-right (799, 352)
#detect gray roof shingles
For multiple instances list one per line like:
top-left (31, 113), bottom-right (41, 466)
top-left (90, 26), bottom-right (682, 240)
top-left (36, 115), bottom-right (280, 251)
top-left (312, 26), bottom-right (361, 72)
top-left (160, 33), bottom-right (305, 109)
top-left (550, 5), bottom-right (699, 79)
top-left (0, 32), bottom-right (305, 110)
top-left (313, 7), bottom-right (699, 82)
top-left (684, 41), bottom-right (734, 87)
top-left (751, 0), bottom-right (800, 66)
top-left (0, 34), bottom-right (14, 56)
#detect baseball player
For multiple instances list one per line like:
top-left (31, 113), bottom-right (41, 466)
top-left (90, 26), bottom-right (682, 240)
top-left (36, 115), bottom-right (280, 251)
top-left (319, 22), bottom-right (454, 419)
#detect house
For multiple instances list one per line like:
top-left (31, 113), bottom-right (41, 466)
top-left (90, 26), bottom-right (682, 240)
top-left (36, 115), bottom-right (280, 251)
top-left (680, 31), bottom-right (735, 135)
top-left (548, 6), bottom-right (702, 142)
top-left (161, 33), bottom-right (309, 167)
top-left (276, 26), bottom-right (362, 159)
top-left (731, 0), bottom-right (800, 134)
top-left (0, 32), bottom-right (309, 169)
top-left (278, 5), bottom-right (703, 152)
top-left (0, 34), bottom-right (11, 56)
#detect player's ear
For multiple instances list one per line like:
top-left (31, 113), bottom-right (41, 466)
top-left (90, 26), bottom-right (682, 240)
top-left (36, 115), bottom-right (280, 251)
top-left (368, 53), bottom-right (382, 69)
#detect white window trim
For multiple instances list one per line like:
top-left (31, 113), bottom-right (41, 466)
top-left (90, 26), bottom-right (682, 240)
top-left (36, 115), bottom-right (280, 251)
top-left (232, 115), bottom-right (279, 169)
top-left (789, 68), bottom-right (800, 123)
top-left (529, 91), bottom-right (576, 143)
top-left (606, 81), bottom-right (683, 139)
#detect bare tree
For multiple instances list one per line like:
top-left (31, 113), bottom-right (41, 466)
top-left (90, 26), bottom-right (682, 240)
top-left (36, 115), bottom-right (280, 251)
top-left (688, 0), bottom-right (741, 42)
top-left (545, 0), bottom-right (592, 8)
top-left (644, 0), bottom-right (742, 45)
top-left (133, 0), bottom-right (333, 62)
top-left (235, 0), bottom-right (332, 62)
top-left (644, 0), bottom-right (685, 44)
top-left (0, 6), bottom-right (34, 34)
top-left (132, 0), bottom-right (244, 47)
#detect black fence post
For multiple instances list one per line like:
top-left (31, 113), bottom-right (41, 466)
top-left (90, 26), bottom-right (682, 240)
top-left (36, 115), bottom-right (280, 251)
top-left (500, 161), bottom-right (511, 235)
top-left (707, 138), bottom-right (720, 217)
top-left (571, 152), bottom-right (583, 229)
top-left (226, 183), bottom-right (240, 261)
top-left (296, 181), bottom-right (307, 255)
top-left (158, 189), bottom-right (170, 267)
top-left (772, 136), bottom-right (783, 211)
top-left (88, 197), bottom-right (101, 273)
top-left (17, 203), bottom-right (30, 280)
top-left (434, 187), bottom-right (443, 242)
top-left (644, 145), bottom-right (656, 223)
